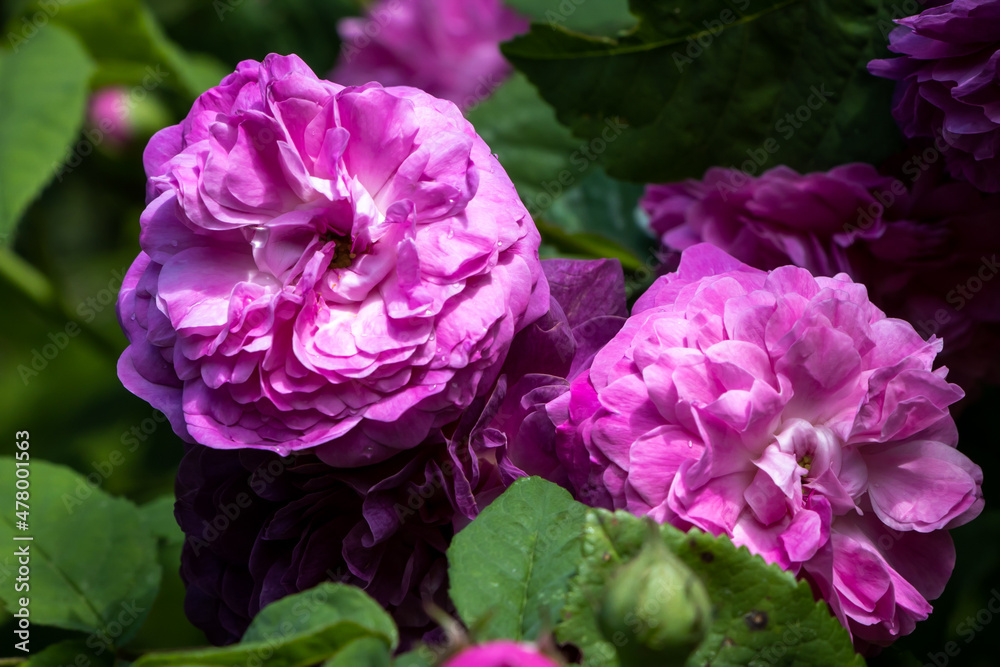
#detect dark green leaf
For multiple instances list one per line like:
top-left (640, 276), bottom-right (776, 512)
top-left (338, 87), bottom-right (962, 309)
top-left (469, 75), bottom-right (648, 266)
top-left (448, 477), bottom-right (588, 641)
top-left (0, 25), bottom-right (94, 241)
top-left (504, 0), bottom-right (902, 183)
top-left (0, 457), bottom-right (160, 644)
top-left (133, 583), bottom-right (398, 667)
top-left (242, 582), bottom-right (398, 650)
top-left (558, 509), bottom-right (865, 667)
top-left (503, 0), bottom-right (636, 35)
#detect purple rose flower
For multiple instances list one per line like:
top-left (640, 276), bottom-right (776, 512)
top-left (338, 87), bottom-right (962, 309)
top-left (116, 54), bottom-right (547, 466)
top-left (640, 160), bottom-right (1000, 399)
top-left (174, 258), bottom-right (626, 645)
top-left (330, 0), bottom-right (529, 109)
top-left (642, 164), bottom-right (895, 277)
top-left (869, 0), bottom-right (1000, 192)
top-left (442, 641), bottom-right (562, 667)
top-left (550, 244), bottom-right (983, 647)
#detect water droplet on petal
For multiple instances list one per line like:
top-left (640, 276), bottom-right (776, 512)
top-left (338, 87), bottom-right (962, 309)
top-left (171, 241), bottom-right (178, 248)
top-left (250, 226), bottom-right (269, 250)
top-left (274, 445), bottom-right (290, 457)
top-left (130, 314), bottom-right (136, 321)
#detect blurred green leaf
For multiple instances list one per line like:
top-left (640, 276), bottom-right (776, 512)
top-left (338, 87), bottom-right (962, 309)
top-left (0, 25), bottom-right (94, 242)
top-left (504, 0), bottom-right (901, 183)
top-left (133, 583), bottom-right (398, 667)
top-left (559, 509), bottom-right (865, 667)
top-left (448, 477), bottom-right (588, 642)
top-left (391, 648), bottom-right (435, 667)
top-left (545, 167), bottom-right (654, 262)
top-left (467, 72), bottom-right (578, 208)
top-left (0, 457), bottom-right (161, 645)
top-left (25, 0), bottom-right (228, 97)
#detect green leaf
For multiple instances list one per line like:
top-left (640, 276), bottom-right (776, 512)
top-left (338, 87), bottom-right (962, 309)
top-left (242, 582), bottom-right (398, 649)
top-left (0, 24), bottom-right (94, 241)
top-left (503, 0), bottom-right (901, 183)
top-left (25, 0), bottom-right (227, 97)
top-left (137, 495), bottom-right (182, 545)
top-left (25, 640), bottom-right (115, 667)
top-left (503, 0), bottom-right (636, 35)
top-left (468, 75), bottom-right (649, 266)
top-left (544, 166), bottom-right (654, 263)
top-left (323, 636), bottom-right (392, 667)
top-left (0, 457), bottom-right (160, 644)
top-left (391, 647), bottom-right (437, 667)
top-left (558, 509), bottom-right (865, 667)
top-left (447, 477), bottom-right (588, 642)
top-left (128, 496), bottom-right (207, 650)
top-left (467, 72), bottom-right (579, 209)
top-left (133, 583), bottom-right (398, 667)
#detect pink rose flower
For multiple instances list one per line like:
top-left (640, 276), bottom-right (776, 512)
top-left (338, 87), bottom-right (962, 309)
top-left (550, 244), bottom-right (983, 647)
top-left (117, 54), bottom-right (547, 466)
top-left (442, 641), bottom-right (561, 667)
top-left (330, 0), bottom-right (529, 109)
top-left (88, 87), bottom-right (134, 146)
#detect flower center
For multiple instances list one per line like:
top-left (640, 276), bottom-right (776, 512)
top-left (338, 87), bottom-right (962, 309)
top-left (322, 231), bottom-right (356, 269)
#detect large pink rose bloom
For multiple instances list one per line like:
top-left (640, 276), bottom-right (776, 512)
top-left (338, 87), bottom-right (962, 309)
top-left (117, 54), bottom-right (547, 466)
top-left (550, 244), bottom-right (983, 647)
top-left (330, 0), bottom-right (529, 109)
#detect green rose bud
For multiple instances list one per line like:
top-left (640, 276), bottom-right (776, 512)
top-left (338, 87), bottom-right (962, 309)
top-left (597, 522), bottom-right (712, 667)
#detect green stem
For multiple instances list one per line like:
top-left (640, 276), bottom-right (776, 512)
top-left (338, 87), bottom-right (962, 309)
top-left (536, 219), bottom-right (644, 273)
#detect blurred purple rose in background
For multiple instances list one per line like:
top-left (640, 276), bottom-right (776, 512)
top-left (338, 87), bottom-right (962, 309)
top-left (869, 0), bottom-right (1000, 192)
top-left (174, 258), bottom-right (626, 645)
top-left (641, 160), bottom-right (1000, 398)
top-left (550, 244), bottom-right (983, 647)
top-left (330, 0), bottom-right (529, 109)
top-left (116, 54), bottom-right (547, 467)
